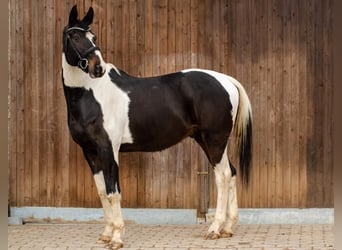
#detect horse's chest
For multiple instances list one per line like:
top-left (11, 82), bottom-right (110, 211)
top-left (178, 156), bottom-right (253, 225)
top-left (64, 82), bottom-right (133, 149)
top-left (65, 87), bottom-right (107, 146)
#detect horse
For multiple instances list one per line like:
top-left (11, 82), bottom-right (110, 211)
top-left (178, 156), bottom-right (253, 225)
top-left (62, 5), bottom-right (252, 250)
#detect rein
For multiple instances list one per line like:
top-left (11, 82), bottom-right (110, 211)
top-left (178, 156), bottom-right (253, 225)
top-left (64, 27), bottom-right (100, 72)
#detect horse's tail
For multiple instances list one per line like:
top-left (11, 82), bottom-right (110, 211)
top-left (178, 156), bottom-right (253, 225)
top-left (229, 76), bottom-right (253, 186)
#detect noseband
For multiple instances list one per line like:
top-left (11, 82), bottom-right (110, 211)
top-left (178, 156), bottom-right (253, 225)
top-left (64, 27), bottom-right (100, 72)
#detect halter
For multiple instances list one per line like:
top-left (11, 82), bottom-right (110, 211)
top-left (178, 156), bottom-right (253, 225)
top-left (63, 26), bottom-right (100, 72)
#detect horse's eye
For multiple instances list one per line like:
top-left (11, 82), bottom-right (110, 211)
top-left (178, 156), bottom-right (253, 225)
top-left (73, 34), bottom-right (80, 42)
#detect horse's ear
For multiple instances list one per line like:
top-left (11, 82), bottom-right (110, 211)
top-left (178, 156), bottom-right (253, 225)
top-left (82, 7), bottom-right (94, 26)
top-left (69, 5), bottom-right (78, 26)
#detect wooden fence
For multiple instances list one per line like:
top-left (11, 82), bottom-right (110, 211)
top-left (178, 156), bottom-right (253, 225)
top-left (9, 0), bottom-right (333, 214)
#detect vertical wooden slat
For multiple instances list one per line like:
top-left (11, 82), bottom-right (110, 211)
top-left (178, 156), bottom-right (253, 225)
top-left (219, 0), bottom-right (229, 74)
top-left (30, 0), bottom-right (39, 206)
top-left (23, 0), bottom-right (33, 206)
top-left (38, 0), bottom-right (46, 206)
top-left (17, 0), bottom-right (26, 206)
top-left (46, 0), bottom-right (57, 207)
top-left (266, 0), bottom-right (277, 208)
top-left (289, 0), bottom-right (300, 207)
top-left (256, 0), bottom-right (269, 208)
top-left (273, 0), bottom-right (285, 208)
top-left (297, 0), bottom-right (308, 208)
top-left (9, 0), bottom-right (19, 207)
top-left (190, 0), bottom-right (198, 68)
top-left (282, 0), bottom-right (293, 207)
top-left (322, 0), bottom-right (333, 207)
top-left (306, 0), bottom-right (322, 207)
top-left (211, 0), bottom-right (220, 71)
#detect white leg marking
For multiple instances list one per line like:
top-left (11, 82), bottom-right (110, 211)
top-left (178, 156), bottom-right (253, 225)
top-left (93, 171), bottom-right (114, 240)
top-left (108, 192), bottom-right (124, 247)
top-left (221, 175), bottom-right (238, 237)
top-left (207, 148), bottom-right (231, 239)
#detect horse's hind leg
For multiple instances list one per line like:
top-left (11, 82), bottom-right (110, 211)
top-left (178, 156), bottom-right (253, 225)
top-left (205, 146), bottom-right (232, 240)
top-left (220, 163), bottom-right (238, 238)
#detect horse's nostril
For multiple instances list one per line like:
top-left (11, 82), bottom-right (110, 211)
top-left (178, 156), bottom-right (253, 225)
top-left (95, 64), bottom-right (102, 74)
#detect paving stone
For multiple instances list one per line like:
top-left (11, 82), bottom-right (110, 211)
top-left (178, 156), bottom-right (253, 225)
top-left (8, 223), bottom-right (334, 249)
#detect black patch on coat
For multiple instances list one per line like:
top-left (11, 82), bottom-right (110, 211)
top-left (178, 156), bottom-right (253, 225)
top-left (109, 68), bottom-right (233, 166)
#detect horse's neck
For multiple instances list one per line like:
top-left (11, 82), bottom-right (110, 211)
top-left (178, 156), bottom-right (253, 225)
top-left (62, 54), bottom-right (91, 87)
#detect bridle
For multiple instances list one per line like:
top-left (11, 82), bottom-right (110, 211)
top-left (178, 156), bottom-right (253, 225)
top-left (63, 26), bottom-right (100, 72)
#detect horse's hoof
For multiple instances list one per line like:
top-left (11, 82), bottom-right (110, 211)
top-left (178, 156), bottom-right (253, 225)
top-left (220, 231), bottom-right (233, 238)
top-left (110, 242), bottom-right (123, 250)
top-left (204, 231), bottom-right (220, 240)
top-left (98, 234), bottom-right (112, 243)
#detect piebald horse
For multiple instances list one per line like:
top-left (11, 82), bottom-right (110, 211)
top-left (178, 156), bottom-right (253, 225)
top-left (62, 5), bottom-right (252, 250)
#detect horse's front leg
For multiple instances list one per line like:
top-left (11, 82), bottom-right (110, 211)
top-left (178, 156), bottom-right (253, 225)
top-left (94, 170), bottom-right (124, 250)
top-left (83, 149), bottom-right (114, 243)
top-left (106, 149), bottom-right (124, 250)
top-left (108, 189), bottom-right (124, 250)
top-left (89, 147), bottom-right (124, 249)
top-left (93, 171), bottom-right (114, 243)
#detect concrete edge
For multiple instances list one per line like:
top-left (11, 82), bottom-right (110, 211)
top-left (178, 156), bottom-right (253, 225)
top-left (208, 208), bottom-right (334, 224)
top-left (8, 207), bottom-right (334, 225)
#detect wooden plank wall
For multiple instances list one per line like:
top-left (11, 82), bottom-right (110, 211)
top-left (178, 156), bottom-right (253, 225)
top-left (9, 0), bottom-right (333, 210)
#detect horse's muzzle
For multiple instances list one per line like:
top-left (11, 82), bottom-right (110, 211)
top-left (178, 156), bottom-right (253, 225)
top-left (88, 53), bottom-right (106, 78)
top-left (89, 64), bottom-right (105, 78)
top-left (94, 64), bottom-right (104, 77)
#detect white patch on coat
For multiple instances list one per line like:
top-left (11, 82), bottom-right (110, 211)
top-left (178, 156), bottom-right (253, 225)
top-left (86, 31), bottom-right (95, 44)
top-left (181, 69), bottom-right (239, 122)
top-left (62, 54), bottom-right (133, 146)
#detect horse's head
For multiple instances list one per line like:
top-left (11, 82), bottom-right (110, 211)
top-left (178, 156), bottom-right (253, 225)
top-left (63, 5), bottom-right (106, 78)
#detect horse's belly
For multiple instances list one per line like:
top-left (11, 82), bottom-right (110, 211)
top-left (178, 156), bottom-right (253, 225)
top-left (119, 122), bottom-right (192, 152)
